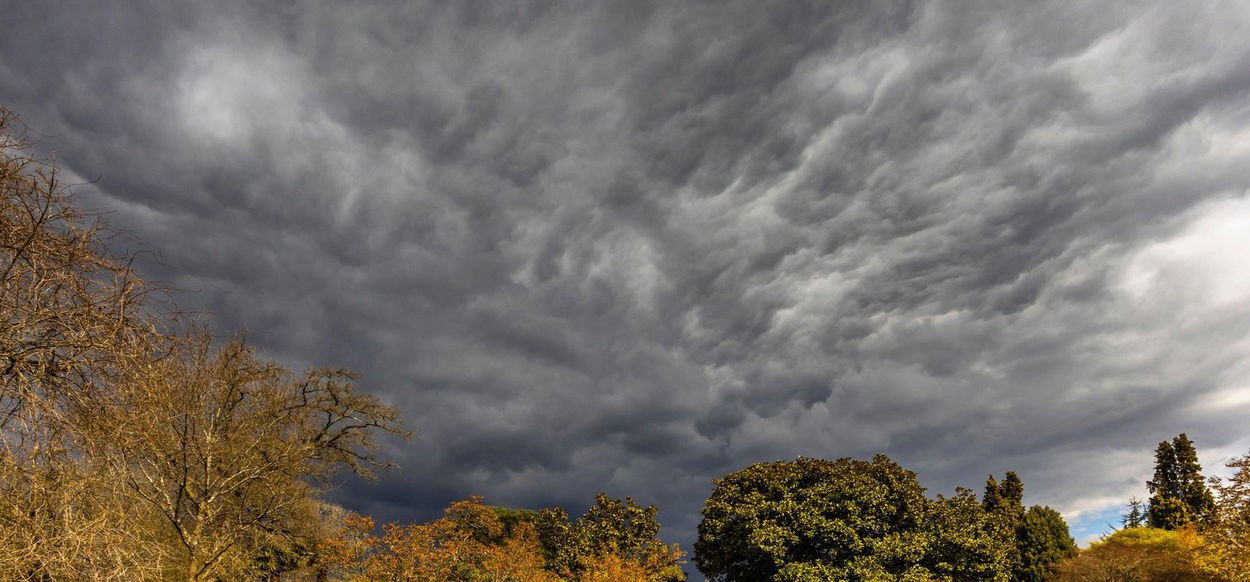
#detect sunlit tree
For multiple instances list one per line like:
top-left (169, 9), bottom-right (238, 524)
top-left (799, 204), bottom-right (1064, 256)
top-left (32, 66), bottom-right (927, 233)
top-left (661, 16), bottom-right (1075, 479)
top-left (323, 497), bottom-right (559, 582)
top-left (1196, 451), bottom-right (1250, 581)
top-left (95, 335), bottom-right (404, 581)
top-left (695, 456), bottom-right (1012, 582)
top-left (541, 493), bottom-right (685, 582)
top-left (0, 104), bottom-right (171, 580)
top-left (1051, 527), bottom-right (1213, 582)
top-left (1149, 434), bottom-right (1214, 529)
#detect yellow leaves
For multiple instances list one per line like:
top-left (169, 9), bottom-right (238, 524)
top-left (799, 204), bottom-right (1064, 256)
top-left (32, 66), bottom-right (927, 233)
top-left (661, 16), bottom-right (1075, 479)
top-left (1052, 527), bottom-right (1217, 582)
top-left (322, 498), bottom-right (560, 582)
top-left (576, 552), bottom-right (654, 582)
top-left (322, 497), bottom-right (687, 582)
top-left (1199, 451), bottom-right (1250, 582)
top-left (1191, 509), bottom-right (1250, 582)
top-left (567, 542), bottom-right (687, 582)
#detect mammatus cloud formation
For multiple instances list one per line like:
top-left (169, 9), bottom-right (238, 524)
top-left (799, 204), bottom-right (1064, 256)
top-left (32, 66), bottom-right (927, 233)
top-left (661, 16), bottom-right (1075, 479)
top-left (4, 0), bottom-right (1250, 568)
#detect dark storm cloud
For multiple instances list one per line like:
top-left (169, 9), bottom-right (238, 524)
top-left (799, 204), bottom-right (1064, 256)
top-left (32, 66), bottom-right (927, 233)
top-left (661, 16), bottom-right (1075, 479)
top-left (4, 0), bottom-right (1250, 565)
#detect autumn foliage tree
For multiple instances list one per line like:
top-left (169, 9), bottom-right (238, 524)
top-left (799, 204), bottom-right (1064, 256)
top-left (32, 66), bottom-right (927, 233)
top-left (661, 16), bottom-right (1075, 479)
top-left (90, 334), bottom-right (405, 581)
top-left (1196, 450), bottom-right (1250, 581)
top-left (0, 104), bottom-right (405, 581)
top-left (322, 494), bottom-right (686, 582)
top-left (538, 493), bottom-right (685, 582)
top-left (0, 104), bottom-right (173, 580)
top-left (323, 497), bottom-right (559, 582)
top-left (1051, 527), bottom-right (1214, 582)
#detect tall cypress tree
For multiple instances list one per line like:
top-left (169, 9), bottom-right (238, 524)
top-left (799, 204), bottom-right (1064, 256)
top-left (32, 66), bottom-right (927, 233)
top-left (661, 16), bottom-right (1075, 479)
top-left (1147, 433), bottom-right (1214, 529)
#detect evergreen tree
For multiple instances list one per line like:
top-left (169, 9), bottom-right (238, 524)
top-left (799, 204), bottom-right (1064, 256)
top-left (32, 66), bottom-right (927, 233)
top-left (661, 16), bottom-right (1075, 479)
top-left (984, 472), bottom-right (1027, 581)
top-left (980, 471), bottom-right (1074, 582)
top-left (1016, 506), bottom-right (1077, 582)
top-left (1172, 434), bottom-right (1215, 524)
top-left (1000, 472), bottom-right (1025, 510)
top-left (1148, 438), bottom-right (1180, 528)
top-left (1147, 433), bottom-right (1214, 529)
top-left (1121, 497), bottom-right (1146, 529)
top-left (983, 475), bottom-right (1004, 514)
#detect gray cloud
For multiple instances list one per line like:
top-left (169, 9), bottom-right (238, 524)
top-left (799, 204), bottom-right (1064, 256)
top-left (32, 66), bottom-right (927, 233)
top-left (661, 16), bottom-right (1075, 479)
top-left (5, 0), bottom-right (1250, 574)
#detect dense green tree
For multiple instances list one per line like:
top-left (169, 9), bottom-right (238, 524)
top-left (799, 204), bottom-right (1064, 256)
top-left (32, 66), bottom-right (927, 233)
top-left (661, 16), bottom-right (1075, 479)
top-left (538, 493), bottom-right (685, 581)
top-left (1172, 434), bottom-right (1215, 525)
top-left (1150, 440), bottom-right (1179, 509)
top-left (984, 472), bottom-right (1026, 579)
top-left (1148, 434), bottom-right (1214, 529)
top-left (983, 471), bottom-right (1076, 582)
top-left (926, 489), bottom-right (1017, 582)
top-left (694, 456), bottom-right (1011, 582)
top-left (984, 475), bottom-right (1004, 514)
top-left (1016, 506), bottom-right (1077, 582)
top-left (1001, 472), bottom-right (1025, 510)
top-left (453, 504), bottom-right (541, 545)
top-left (983, 472), bottom-right (1025, 525)
top-left (534, 507), bottom-right (573, 564)
top-left (1150, 497), bottom-right (1193, 531)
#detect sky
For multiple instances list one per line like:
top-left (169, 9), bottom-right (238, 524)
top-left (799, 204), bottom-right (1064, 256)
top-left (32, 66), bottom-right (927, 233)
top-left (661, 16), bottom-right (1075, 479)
top-left (3, 0), bottom-right (1250, 569)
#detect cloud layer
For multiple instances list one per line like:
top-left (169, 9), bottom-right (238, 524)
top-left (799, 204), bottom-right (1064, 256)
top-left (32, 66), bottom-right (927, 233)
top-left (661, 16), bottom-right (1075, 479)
top-left (4, 0), bottom-right (1250, 567)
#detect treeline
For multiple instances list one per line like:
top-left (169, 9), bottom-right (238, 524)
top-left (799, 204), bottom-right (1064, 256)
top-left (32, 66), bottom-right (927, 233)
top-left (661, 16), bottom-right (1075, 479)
top-left (687, 435), bottom-right (1250, 582)
top-left (1049, 433), bottom-right (1250, 582)
top-left (312, 436), bottom-right (1250, 582)
top-left (4, 103), bottom-right (1250, 581)
top-left (315, 494), bottom-right (685, 581)
top-left (693, 456), bottom-right (1074, 581)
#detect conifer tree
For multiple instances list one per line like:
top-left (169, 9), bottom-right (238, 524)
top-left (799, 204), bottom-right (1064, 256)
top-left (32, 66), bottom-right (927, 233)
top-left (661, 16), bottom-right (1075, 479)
top-left (1147, 433), bottom-right (1214, 529)
top-left (1172, 434), bottom-right (1215, 524)
top-left (983, 472), bottom-right (1075, 582)
top-left (984, 475), bottom-right (1004, 514)
top-left (1001, 472), bottom-right (1025, 511)
top-left (1121, 497), bottom-right (1146, 529)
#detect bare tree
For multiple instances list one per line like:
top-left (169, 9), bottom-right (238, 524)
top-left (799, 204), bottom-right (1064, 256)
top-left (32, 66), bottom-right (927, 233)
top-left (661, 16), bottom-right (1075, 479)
top-left (0, 105), bottom-right (171, 580)
top-left (96, 335), bottom-right (405, 581)
top-left (1, 105), bottom-right (406, 581)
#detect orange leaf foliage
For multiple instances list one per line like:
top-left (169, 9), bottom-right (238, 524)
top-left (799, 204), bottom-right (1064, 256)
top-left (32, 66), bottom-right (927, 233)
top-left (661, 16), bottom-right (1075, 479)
top-left (322, 497), bottom-right (558, 582)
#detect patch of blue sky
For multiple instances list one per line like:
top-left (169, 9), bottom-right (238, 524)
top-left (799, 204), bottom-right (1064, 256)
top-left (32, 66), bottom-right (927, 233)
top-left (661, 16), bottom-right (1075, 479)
top-left (1068, 504), bottom-right (1125, 547)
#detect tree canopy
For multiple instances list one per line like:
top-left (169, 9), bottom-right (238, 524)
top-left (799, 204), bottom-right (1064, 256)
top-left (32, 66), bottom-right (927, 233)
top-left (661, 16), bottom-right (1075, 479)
top-left (323, 495), bottom-right (686, 582)
top-left (694, 455), bottom-right (1013, 582)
